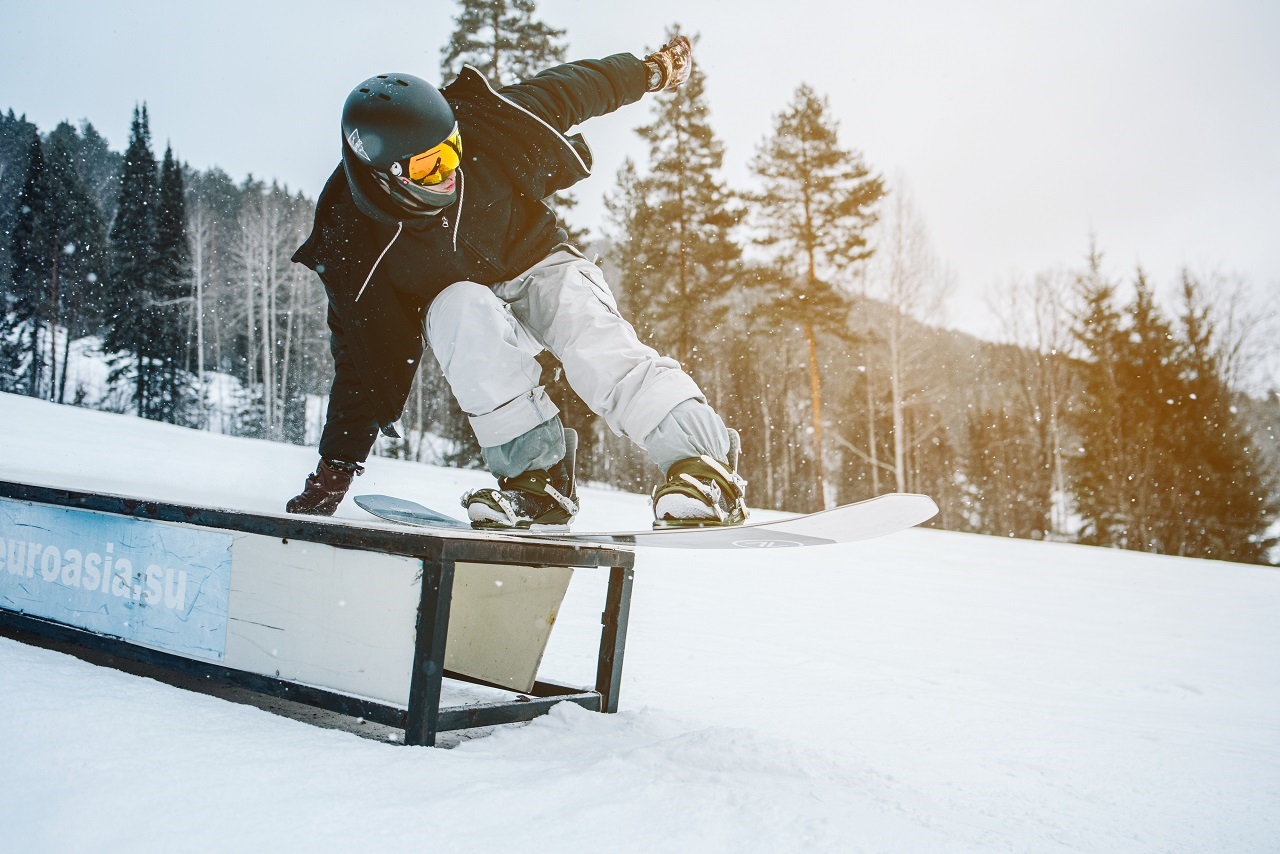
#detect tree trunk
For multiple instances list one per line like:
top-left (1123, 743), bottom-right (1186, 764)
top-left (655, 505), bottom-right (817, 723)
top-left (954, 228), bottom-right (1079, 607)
top-left (191, 205), bottom-right (208, 427)
top-left (755, 359), bottom-right (775, 505)
top-left (890, 354), bottom-right (906, 493)
top-left (865, 364), bottom-right (880, 495)
top-left (803, 320), bottom-right (827, 509)
top-left (1050, 399), bottom-right (1068, 535)
top-left (674, 114), bottom-right (690, 370)
top-left (47, 256), bottom-right (59, 400)
top-left (278, 263), bottom-right (299, 441)
top-left (58, 325), bottom-right (71, 404)
top-left (258, 202), bottom-right (276, 438)
top-left (491, 8), bottom-right (501, 81)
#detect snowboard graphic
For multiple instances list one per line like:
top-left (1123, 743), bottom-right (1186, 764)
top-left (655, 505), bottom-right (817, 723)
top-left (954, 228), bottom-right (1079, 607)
top-left (354, 493), bottom-right (938, 550)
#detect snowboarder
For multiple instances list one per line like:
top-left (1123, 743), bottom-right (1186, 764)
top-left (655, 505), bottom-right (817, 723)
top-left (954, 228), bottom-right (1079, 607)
top-left (286, 36), bottom-right (747, 530)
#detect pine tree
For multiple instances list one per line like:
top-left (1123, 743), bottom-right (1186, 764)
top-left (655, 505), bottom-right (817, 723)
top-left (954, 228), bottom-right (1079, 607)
top-left (42, 122), bottom-right (110, 401)
top-left (749, 84), bottom-right (884, 509)
top-left (56, 120), bottom-right (123, 228)
top-left (964, 403), bottom-right (1053, 538)
top-left (1070, 259), bottom-right (1167, 549)
top-left (1, 110), bottom-right (42, 299)
top-left (605, 158), bottom-right (648, 319)
top-left (616, 29), bottom-right (741, 372)
top-left (1069, 249), bottom-right (1276, 562)
top-left (104, 105), bottom-right (163, 417)
top-left (1170, 272), bottom-right (1277, 562)
top-left (8, 130), bottom-right (54, 395)
top-left (156, 146), bottom-right (189, 294)
top-left (6, 124), bottom-right (110, 400)
top-left (151, 144), bottom-right (198, 424)
top-left (439, 0), bottom-right (567, 84)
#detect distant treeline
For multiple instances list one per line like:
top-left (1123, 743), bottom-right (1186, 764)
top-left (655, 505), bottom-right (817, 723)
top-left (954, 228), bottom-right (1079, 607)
top-left (1, 0), bottom-right (1276, 563)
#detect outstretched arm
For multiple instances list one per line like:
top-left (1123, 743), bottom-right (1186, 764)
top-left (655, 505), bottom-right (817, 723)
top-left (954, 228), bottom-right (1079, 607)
top-left (497, 36), bottom-right (692, 132)
top-left (498, 54), bottom-right (648, 133)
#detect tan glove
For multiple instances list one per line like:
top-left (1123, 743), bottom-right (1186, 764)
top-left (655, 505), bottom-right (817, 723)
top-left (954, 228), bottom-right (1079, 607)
top-left (644, 35), bottom-right (692, 92)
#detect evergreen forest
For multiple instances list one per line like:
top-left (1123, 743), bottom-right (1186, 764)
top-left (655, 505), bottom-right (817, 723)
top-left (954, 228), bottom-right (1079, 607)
top-left (2, 0), bottom-right (1276, 564)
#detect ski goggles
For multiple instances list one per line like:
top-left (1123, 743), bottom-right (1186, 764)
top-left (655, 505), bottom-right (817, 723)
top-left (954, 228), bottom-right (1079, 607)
top-left (389, 124), bottom-right (462, 186)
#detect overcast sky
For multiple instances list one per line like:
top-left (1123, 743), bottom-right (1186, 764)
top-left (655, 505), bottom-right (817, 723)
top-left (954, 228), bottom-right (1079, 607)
top-left (3, 0), bottom-right (1278, 341)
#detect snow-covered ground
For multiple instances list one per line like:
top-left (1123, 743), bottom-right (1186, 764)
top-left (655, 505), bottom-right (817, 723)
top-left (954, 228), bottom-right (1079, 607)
top-left (2, 393), bottom-right (1278, 853)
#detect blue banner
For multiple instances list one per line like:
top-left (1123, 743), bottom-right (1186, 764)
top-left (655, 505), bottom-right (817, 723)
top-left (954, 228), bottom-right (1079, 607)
top-left (0, 497), bottom-right (232, 661)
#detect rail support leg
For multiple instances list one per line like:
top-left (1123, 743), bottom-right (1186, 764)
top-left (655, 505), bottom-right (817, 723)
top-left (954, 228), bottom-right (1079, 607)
top-left (595, 565), bottom-right (634, 714)
top-left (405, 558), bottom-right (455, 746)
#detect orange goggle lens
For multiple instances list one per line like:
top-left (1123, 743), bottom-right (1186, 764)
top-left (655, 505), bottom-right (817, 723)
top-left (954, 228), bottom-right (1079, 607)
top-left (405, 125), bottom-right (462, 185)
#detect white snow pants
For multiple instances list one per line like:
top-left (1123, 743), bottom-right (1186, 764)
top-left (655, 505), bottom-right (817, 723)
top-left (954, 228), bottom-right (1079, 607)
top-left (424, 248), bottom-right (722, 474)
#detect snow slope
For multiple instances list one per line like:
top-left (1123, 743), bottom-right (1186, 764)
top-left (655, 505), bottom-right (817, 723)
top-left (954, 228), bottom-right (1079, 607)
top-left (2, 393), bottom-right (1278, 853)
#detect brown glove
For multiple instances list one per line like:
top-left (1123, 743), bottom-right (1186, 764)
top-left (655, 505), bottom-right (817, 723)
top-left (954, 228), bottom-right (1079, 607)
top-left (286, 459), bottom-right (363, 516)
top-left (644, 35), bottom-right (692, 92)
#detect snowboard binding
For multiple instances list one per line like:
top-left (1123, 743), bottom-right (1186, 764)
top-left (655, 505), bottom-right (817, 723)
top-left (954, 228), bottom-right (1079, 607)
top-left (652, 428), bottom-right (748, 528)
top-left (463, 428), bottom-right (579, 530)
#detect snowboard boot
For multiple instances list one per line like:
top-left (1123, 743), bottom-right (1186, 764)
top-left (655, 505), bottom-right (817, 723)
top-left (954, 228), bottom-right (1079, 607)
top-left (652, 428), bottom-right (748, 528)
top-left (286, 458), bottom-right (363, 516)
top-left (463, 429), bottom-right (579, 530)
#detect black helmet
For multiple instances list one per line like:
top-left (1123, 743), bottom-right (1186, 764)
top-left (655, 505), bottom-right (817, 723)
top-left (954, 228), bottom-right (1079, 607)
top-left (341, 73), bottom-right (459, 212)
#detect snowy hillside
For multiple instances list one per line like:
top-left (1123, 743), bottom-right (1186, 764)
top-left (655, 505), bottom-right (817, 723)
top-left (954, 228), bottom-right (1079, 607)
top-left (2, 393), bottom-right (1278, 853)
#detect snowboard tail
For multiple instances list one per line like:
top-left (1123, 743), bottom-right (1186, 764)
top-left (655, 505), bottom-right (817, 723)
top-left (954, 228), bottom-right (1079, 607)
top-left (354, 493), bottom-right (938, 550)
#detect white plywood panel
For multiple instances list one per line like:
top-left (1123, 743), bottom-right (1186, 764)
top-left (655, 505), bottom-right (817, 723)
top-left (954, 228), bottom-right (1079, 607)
top-left (445, 563), bottom-right (573, 694)
top-left (224, 535), bottom-right (575, 704)
top-left (224, 535), bottom-right (420, 706)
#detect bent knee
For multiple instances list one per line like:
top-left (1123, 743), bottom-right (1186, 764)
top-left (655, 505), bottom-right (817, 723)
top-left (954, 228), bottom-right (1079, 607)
top-left (426, 281), bottom-right (501, 334)
top-left (429, 280), bottom-right (497, 317)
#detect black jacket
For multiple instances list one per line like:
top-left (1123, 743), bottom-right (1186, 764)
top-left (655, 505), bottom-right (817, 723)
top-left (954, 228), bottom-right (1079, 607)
top-left (292, 55), bottom-right (648, 462)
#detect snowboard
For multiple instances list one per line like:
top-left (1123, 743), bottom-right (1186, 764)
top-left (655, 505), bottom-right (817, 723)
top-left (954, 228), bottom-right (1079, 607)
top-left (354, 492), bottom-right (938, 550)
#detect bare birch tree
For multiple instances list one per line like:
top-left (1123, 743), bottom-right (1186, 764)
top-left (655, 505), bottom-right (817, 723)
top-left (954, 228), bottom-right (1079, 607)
top-left (233, 182), bottom-right (307, 441)
top-left (865, 184), bottom-right (952, 493)
top-left (187, 197), bottom-right (215, 424)
top-left (985, 267), bottom-right (1078, 536)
